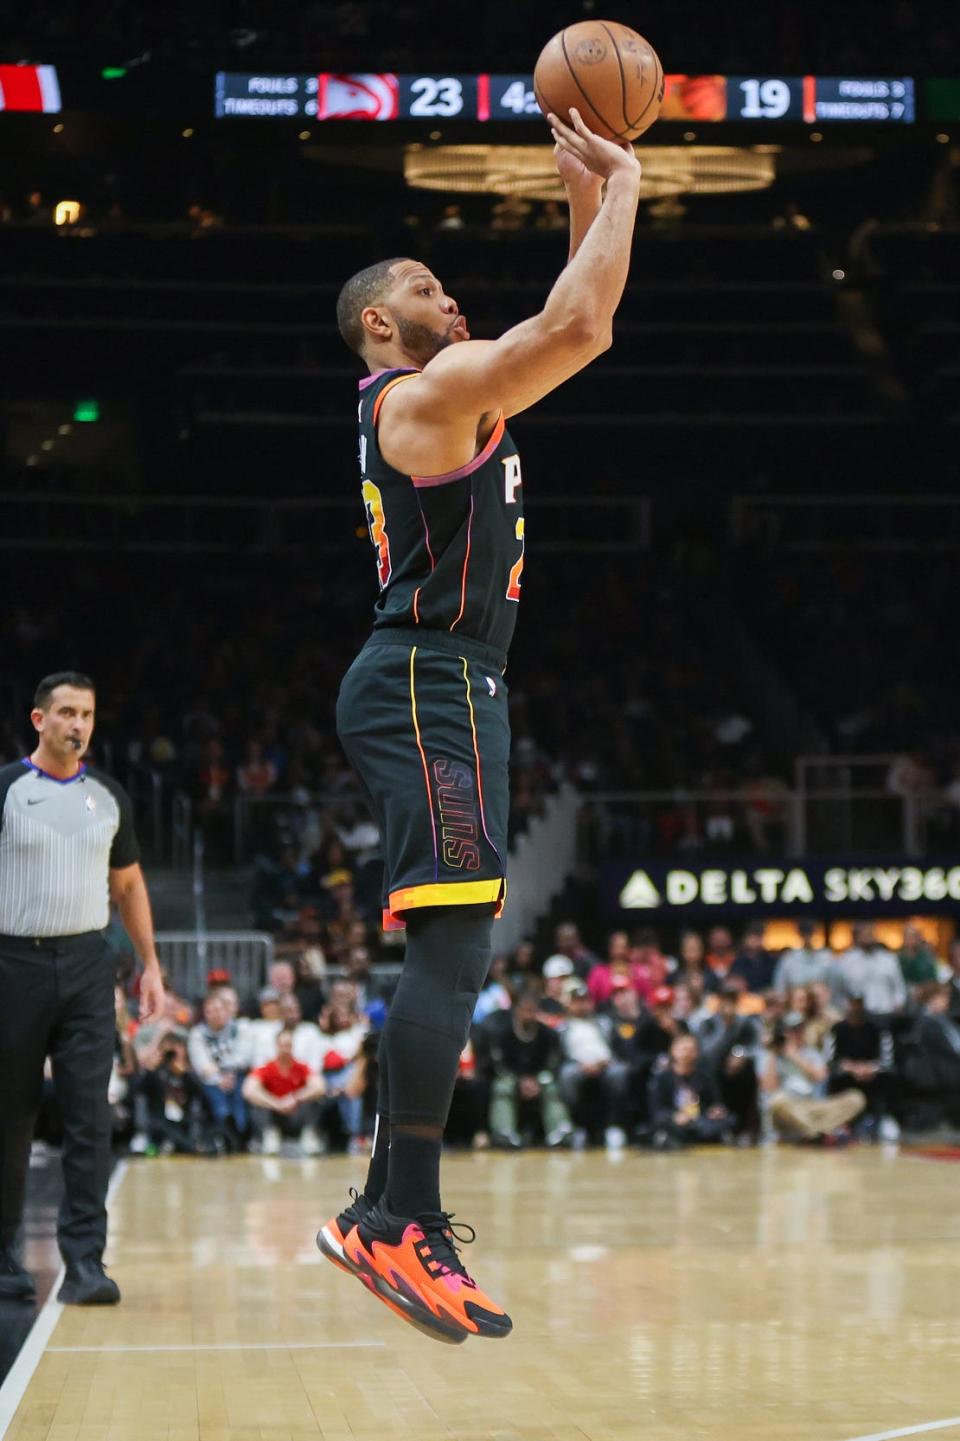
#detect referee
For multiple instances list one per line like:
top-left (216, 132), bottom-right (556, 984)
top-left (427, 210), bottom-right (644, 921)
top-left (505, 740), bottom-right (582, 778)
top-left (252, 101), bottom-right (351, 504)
top-left (0, 672), bottom-right (164, 1305)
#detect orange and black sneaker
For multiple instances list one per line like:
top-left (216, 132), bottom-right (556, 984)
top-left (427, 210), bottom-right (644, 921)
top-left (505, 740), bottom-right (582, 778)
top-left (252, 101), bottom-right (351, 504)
top-left (343, 1201), bottom-right (513, 1341)
top-left (319, 1190), bottom-right (467, 1346)
top-left (316, 1188), bottom-right (372, 1277)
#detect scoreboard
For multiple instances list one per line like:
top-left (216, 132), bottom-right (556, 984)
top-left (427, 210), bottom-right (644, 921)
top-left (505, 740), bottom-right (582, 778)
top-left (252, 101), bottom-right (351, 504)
top-left (215, 71), bottom-right (916, 123)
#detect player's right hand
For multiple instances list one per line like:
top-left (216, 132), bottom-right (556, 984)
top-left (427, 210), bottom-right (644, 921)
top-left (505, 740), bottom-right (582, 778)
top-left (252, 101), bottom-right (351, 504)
top-left (547, 108), bottom-right (642, 184)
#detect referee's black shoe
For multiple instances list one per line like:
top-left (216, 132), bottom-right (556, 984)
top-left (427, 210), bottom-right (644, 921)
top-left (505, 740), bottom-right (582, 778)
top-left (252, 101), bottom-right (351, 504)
top-left (0, 1248), bottom-right (36, 1300)
top-left (57, 1258), bottom-right (121, 1306)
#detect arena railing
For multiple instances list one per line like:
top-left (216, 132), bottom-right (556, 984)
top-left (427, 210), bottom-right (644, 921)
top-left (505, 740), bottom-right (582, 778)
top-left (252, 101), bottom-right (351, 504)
top-left (579, 776), bottom-right (945, 863)
top-left (154, 930), bottom-right (275, 1001)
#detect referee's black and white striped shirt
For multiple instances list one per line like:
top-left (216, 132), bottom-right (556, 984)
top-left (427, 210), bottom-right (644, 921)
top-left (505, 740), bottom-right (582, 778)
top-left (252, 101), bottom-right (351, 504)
top-left (0, 759), bottom-right (140, 938)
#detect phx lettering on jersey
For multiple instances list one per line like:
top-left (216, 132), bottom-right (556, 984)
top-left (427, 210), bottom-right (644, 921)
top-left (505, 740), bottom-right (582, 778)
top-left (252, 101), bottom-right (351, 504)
top-left (432, 759), bottom-right (480, 871)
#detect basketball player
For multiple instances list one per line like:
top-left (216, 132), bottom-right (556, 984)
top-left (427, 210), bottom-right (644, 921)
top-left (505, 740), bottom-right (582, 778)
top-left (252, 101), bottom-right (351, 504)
top-left (317, 110), bottom-right (641, 1342)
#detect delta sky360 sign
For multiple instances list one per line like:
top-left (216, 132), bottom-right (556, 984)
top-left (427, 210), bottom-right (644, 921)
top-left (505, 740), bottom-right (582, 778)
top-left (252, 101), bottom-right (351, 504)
top-left (608, 861), bottom-right (960, 916)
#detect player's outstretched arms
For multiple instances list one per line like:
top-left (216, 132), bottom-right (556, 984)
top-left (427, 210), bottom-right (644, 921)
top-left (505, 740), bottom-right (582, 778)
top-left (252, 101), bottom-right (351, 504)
top-left (405, 113), bottom-right (641, 423)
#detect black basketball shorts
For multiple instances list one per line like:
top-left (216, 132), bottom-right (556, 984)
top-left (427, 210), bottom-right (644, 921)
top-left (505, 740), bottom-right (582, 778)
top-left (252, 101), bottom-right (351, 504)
top-left (336, 628), bottom-right (510, 930)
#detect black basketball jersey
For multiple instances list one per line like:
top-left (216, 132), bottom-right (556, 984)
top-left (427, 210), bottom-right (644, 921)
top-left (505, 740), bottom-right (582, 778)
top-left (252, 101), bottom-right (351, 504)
top-left (356, 368), bottom-right (525, 659)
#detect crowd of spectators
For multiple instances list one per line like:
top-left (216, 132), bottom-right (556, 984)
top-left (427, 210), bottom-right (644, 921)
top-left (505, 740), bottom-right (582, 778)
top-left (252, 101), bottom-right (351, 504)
top-left (471, 916), bottom-right (960, 1152)
top-left (41, 915), bottom-right (960, 1163)
top-left (94, 958), bottom-right (380, 1158)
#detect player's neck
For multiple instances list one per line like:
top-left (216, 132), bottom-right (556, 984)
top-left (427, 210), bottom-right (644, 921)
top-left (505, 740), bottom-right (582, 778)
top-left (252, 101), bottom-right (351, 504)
top-left (29, 743), bottom-right (83, 780)
top-left (365, 347), bottom-right (421, 376)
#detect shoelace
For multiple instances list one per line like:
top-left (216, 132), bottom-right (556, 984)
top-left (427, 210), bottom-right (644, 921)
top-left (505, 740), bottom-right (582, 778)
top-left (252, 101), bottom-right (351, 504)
top-left (415, 1212), bottom-right (477, 1280)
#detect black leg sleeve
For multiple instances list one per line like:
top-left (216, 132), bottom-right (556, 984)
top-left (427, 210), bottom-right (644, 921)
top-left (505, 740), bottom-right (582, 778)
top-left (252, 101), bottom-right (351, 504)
top-left (384, 905), bottom-right (494, 1128)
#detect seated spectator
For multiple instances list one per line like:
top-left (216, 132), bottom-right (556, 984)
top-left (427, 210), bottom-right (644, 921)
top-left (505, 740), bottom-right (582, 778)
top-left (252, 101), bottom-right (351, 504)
top-left (278, 992), bottom-right (324, 1072)
top-left (474, 954), bottom-right (513, 1025)
top-left (648, 1034), bottom-right (733, 1151)
top-left (560, 985), bottom-right (629, 1148)
top-left (902, 985), bottom-right (960, 1126)
top-left (898, 923), bottom-right (938, 991)
top-left (315, 991), bottom-right (369, 1150)
top-left (673, 977), bottom-right (712, 1031)
top-left (674, 929), bottom-right (712, 992)
top-left (732, 921), bottom-right (775, 993)
top-left (552, 921), bottom-right (599, 981)
top-left (603, 981), bottom-right (648, 1136)
top-left (762, 1013), bottom-right (865, 1144)
top-left (948, 939), bottom-right (960, 1022)
top-left (824, 994), bottom-right (897, 1140)
top-left (834, 923), bottom-right (906, 1020)
top-left (266, 959), bottom-right (297, 1010)
top-left (187, 992), bottom-right (252, 1151)
top-left (209, 982), bottom-right (247, 1035)
top-left (137, 1029), bottom-right (209, 1155)
top-left (340, 945), bottom-right (386, 1029)
top-left (128, 984), bottom-right (198, 1152)
top-left (324, 877), bottom-right (363, 962)
top-left (587, 930), bottom-right (652, 1008)
top-left (538, 954), bottom-right (575, 1026)
top-left (249, 985), bottom-right (283, 1067)
top-left (789, 983), bottom-right (840, 1050)
top-left (506, 939), bottom-right (538, 994)
top-left (242, 1024), bottom-right (325, 1155)
top-left (484, 989), bottom-right (572, 1149)
top-left (628, 927), bottom-right (671, 992)
top-left (705, 925), bottom-right (737, 988)
top-left (292, 915), bottom-right (329, 1018)
top-left (635, 986), bottom-right (688, 1084)
top-left (695, 984), bottom-right (760, 1140)
top-left (773, 919), bottom-right (835, 994)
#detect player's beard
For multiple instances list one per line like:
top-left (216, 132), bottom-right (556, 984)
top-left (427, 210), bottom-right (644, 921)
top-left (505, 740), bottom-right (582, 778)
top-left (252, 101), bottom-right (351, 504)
top-left (395, 314), bottom-right (456, 367)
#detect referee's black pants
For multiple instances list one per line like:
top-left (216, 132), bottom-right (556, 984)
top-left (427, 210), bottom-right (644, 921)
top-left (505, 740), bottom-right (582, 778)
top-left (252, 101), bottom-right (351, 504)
top-left (0, 931), bottom-right (115, 1266)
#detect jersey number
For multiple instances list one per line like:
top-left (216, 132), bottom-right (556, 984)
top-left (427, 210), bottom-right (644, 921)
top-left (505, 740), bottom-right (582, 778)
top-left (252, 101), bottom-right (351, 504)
top-left (362, 479), bottom-right (391, 589)
top-left (506, 517), bottom-right (525, 602)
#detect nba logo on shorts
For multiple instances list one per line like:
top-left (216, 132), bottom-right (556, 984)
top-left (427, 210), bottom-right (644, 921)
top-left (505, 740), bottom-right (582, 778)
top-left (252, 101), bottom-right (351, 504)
top-left (486, 676), bottom-right (497, 697)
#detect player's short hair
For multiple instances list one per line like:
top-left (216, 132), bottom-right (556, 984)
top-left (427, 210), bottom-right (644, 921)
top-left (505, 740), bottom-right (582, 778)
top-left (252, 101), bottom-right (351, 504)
top-left (34, 671), bottom-right (95, 709)
top-left (336, 257), bottom-right (406, 357)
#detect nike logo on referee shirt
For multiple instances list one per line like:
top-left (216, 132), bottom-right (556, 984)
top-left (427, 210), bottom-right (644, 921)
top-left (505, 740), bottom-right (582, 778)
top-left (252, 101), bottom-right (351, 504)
top-left (27, 798), bottom-right (47, 806)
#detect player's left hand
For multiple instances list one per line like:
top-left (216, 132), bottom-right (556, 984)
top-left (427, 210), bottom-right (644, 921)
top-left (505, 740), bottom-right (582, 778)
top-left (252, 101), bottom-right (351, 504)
top-left (139, 966), bottom-right (166, 1022)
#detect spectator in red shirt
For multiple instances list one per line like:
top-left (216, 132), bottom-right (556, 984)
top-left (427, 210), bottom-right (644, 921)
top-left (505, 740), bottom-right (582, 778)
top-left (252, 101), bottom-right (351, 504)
top-left (628, 927), bottom-right (670, 993)
top-left (587, 931), bottom-right (653, 1008)
top-left (242, 1024), bottom-right (325, 1156)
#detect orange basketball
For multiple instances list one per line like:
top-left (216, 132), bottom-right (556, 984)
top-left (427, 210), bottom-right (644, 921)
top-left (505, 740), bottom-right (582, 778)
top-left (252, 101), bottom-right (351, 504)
top-left (533, 20), bottom-right (664, 142)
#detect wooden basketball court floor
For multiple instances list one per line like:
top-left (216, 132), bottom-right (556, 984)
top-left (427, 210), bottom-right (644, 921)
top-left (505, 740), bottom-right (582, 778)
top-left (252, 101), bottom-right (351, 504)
top-left (2, 1147), bottom-right (959, 1441)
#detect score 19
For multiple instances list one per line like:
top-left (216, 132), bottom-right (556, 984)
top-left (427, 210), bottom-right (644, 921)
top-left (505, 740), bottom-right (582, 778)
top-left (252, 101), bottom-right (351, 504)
top-left (736, 77), bottom-right (798, 119)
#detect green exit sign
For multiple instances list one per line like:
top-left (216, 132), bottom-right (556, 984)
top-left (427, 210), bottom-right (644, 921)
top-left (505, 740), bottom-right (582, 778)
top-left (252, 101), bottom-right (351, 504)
top-left (73, 399), bottom-right (101, 423)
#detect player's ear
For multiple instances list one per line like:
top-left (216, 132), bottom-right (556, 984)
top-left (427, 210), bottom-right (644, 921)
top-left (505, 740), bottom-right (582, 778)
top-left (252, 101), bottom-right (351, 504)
top-left (360, 304), bottom-right (393, 345)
